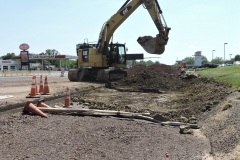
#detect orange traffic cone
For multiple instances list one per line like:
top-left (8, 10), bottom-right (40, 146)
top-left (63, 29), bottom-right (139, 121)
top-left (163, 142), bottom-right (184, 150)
top-left (37, 99), bottom-right (51, 108)
top-left (34, 75), bottom-right (38, 95)
top-left (26, 76), bottom-right (40, 98)
top-left (65, 86), bottom-right (71, 107)
top-left (42, 76), bottom-right (50, 95)
top-left (23, 102), bottom-right (48, 118)
top-left (39, 75), bottom-right (44, 94)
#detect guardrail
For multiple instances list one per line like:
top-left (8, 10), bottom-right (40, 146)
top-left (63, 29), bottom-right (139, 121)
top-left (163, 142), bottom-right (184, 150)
top-left (1, 70), bottom-right (68, 77)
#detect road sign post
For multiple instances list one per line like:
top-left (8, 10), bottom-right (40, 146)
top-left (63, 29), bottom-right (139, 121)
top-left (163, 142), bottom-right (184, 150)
top-left (19, 43), bottom-right (30, 70)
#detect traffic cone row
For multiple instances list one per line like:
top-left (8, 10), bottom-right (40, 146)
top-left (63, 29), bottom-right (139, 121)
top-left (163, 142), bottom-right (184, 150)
top-left (24, 86), bottom-right (72, 117)
top-left (24, 74), bottom-right (72, 117)
top-left (26, 75), bottom-right (50, 98)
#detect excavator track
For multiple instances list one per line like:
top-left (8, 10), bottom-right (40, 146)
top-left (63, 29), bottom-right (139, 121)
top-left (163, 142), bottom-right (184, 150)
top-left (68, 68), bottom-right (127, 82)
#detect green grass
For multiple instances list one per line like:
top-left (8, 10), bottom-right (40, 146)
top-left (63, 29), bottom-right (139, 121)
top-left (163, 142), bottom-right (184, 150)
top-left (196, 65), bottom-right (240, 89)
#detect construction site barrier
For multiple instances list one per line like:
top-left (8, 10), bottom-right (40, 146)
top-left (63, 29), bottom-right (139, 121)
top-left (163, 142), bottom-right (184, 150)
top-left (1, 70), bottom-right (68, 77)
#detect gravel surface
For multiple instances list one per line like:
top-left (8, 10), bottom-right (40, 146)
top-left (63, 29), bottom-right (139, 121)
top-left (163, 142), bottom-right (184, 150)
top-left (0, 112), bottom-right (210, 160)
top-left (201, 92), bottom-right (240, 160)
top-left (0, 74), bottom-right (213, 160)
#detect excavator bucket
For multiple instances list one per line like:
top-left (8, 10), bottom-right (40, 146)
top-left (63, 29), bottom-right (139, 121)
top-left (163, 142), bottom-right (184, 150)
top-left (137, 34), bottom-right (166, 55)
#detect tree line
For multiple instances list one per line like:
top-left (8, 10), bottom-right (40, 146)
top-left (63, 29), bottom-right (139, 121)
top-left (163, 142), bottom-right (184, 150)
top-left (180, 55), bottom-right (240, 65)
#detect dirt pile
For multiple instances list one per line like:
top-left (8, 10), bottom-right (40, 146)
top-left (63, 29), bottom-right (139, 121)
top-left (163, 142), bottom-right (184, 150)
top-left (105, 64), bottom-right (232, 120)
top-left (127, 64), bottom-right (180, 76)
top-left (110, 64), bottom-right (183, 92)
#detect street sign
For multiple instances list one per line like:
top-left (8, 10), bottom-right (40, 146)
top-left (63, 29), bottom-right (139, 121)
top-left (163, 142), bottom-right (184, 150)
top-left (19, 43), bottom-right (30, 51)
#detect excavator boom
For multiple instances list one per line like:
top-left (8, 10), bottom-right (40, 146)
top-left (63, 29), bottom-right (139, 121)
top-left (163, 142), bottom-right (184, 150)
top-left (98, 0), bottom-right (170, 55)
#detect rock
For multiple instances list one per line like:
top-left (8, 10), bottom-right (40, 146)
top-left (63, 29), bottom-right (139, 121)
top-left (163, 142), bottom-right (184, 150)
top-left (189, 116), bottom-right (198, 124)
top-left (222, 103), bottom-right (233, 111)
top-left (179, 116), bottom-right (188, 123)
top-left (201, 108), bottom-right (206, 112)
top-left (153, 114), bottom-right (169, 121)
top-left (179, 125), bottom-right (193, 134)
top-left (124, 105), bottom-right (131, 110)
top-left (181, 71), bottom-right (199, 79)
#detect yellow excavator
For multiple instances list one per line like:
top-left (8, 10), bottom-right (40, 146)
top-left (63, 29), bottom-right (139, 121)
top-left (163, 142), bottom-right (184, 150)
top-left (68, 0), bottom-right (170, 82)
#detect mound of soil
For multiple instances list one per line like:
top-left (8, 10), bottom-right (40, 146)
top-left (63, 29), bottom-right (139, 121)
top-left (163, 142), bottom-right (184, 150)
top-left (111, 64), bottom-right (183, 92)
top-left (106, 64), bottom-right (232, 120)
top-left (127, 64), bottom-right (181, 76)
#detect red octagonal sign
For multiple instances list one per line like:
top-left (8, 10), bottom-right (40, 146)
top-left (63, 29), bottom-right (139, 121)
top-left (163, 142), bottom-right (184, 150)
top-left (19, 43), bottom-right (30, 50)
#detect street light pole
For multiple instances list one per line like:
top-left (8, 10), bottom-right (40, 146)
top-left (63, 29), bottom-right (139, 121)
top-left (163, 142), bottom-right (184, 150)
top-left (212, 50), bottom-right (215, 62)
top-left (224, 43), bottom-right (228, 63)
top-left (229, 54), bottom-right (232, 60)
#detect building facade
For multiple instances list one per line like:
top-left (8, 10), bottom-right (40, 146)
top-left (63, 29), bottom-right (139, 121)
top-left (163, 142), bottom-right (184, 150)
top-left (0, 59), bottom-right (21, 71)
top-left (0, 54), bottom-right (77, 71)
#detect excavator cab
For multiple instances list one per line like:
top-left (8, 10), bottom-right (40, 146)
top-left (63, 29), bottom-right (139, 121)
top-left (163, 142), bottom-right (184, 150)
top-left (95, 43), bottom-right (128, 82)
top-left (108, 43), bottom-right (126, 66)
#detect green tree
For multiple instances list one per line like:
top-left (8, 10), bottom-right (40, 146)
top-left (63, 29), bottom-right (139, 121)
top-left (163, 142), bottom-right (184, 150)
top-left (235, 54), bottom-right (240, 61)
top-left (1, 53), bottom-right (15, 60)
top-left (127, 60), bottom-right (139, 67)
top-left (68, 60), bottom-right (77, 69)
top-left (201, 55), bottom-right (209, 64)
top-left (183, 57), bottom-right (194, 64)
top-left (139, 60), bottom-right (146, 65)
top-left (46, 49), bottom-right (60, 67)
top-left (212, 57), bottom-right (223, 64)
top-left (40, 49), bottom-right (60, 69)
top-left (45, 49), bottom-right (59, 56)
top-left (145, 60), bottom-right (154, 66)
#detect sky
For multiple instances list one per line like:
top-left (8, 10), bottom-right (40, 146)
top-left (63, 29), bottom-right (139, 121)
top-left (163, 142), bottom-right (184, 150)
top-left (0, 0), bottom-right (240, 65)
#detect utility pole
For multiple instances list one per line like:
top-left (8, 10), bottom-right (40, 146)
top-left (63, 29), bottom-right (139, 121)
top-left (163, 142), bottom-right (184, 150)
top-left (212, 50), bottom-right (215, 62)
top-left (224, 43), bottom-right (228, 63)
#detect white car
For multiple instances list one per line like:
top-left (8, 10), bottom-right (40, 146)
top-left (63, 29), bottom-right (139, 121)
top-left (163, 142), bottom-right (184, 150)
top-left (233, 61), bottom-right (240, 65)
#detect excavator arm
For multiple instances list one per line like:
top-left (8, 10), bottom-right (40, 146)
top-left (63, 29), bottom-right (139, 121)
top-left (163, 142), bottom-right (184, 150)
top-left (97, 0), bottom-right (170, 55)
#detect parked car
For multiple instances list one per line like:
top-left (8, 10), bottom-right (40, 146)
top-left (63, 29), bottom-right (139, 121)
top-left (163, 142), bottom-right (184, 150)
top-left (198, 64), bottom-right (218, 68)
top-left (225, 63), bottom-right (233, 66)
top-left (192, 66), bottom-right (199, 69)
top-left (45, 66), bottom-right (53, 70)
top-left (233, 61), bottom-right (240, 65)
